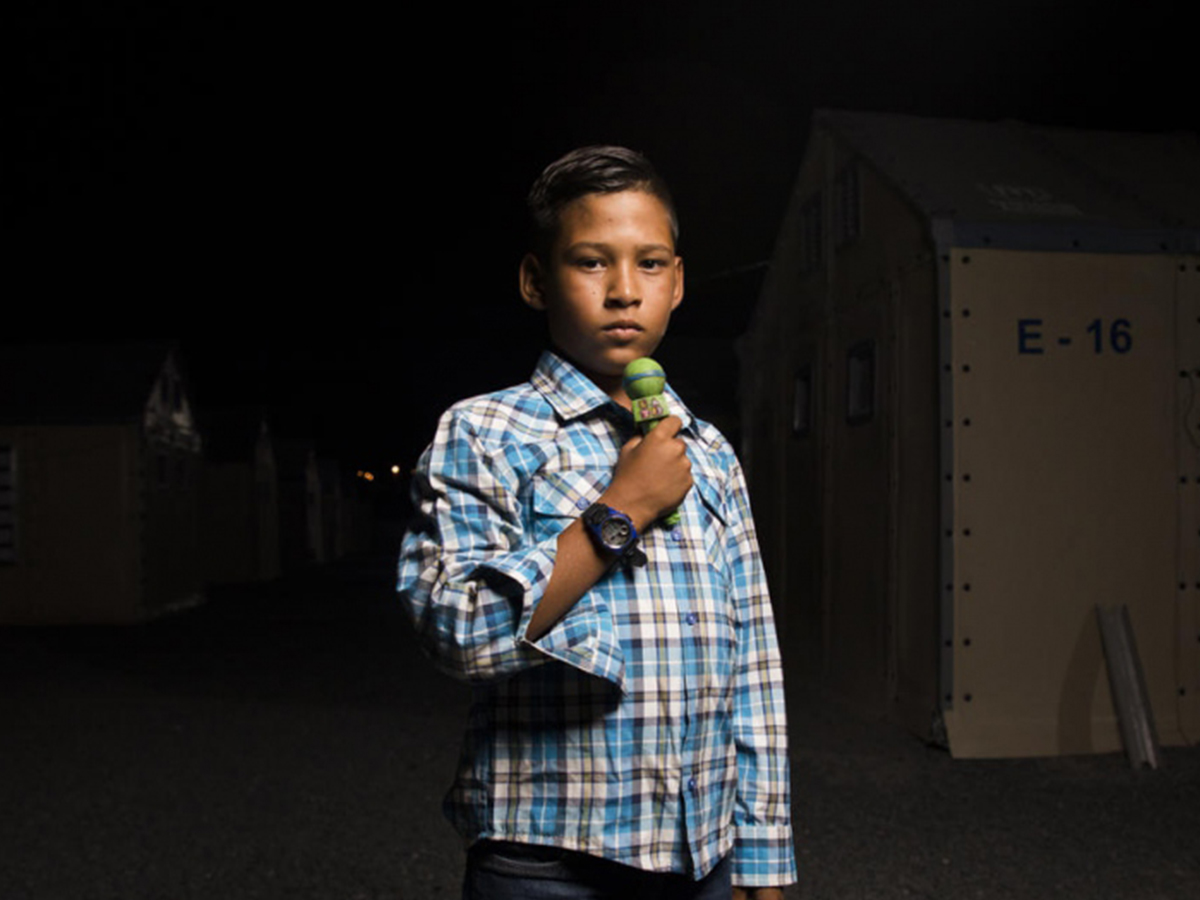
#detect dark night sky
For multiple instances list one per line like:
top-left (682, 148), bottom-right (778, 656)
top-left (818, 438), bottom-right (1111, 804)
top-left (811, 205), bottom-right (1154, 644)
top-left (14, 1), bottom-right (1195, 475)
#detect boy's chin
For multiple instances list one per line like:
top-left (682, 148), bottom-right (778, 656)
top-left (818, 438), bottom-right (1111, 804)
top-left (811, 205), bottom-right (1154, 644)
top-left (557, 345), bottom-right (656, 379)
top-left (594, 352), bottom-right (658, 385)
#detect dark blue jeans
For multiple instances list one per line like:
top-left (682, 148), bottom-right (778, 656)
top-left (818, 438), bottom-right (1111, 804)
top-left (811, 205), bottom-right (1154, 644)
top-left (463, 841), bottom-right (732, 900)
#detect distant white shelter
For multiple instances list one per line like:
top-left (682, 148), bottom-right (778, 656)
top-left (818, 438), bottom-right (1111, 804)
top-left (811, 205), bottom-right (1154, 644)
top-left (200, 411), bottom-right (282, 585)
top-left (0, 342), bottom-right (203, 623)
top-left (318, 458), bottom-right (344, 563)
top-left (741, 110), bottom-right (1200, 757)
top-left (276, 440), bottom-right (323, 571)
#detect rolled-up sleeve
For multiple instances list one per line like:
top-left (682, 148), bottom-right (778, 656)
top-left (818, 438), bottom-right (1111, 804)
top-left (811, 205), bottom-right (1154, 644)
top-left (398, 406), bottom-right (624, 687)
top-left (725, 457), bottom-right (797, 887)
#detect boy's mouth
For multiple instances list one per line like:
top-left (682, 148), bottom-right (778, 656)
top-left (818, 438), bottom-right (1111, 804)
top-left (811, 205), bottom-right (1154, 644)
top-left (603, 320), bottom-right (643, 339)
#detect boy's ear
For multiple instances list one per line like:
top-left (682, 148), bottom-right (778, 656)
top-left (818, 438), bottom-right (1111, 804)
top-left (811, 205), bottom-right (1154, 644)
top-left (519, 253), bottom-right (547, 311)
top-left (671, 256), bottom-right (684, 311)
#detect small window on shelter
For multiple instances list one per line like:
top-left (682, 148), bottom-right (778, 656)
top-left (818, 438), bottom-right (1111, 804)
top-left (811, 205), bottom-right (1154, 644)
top-left (845, 340), bottom-right (876, 425)
top-left (792, 365), bottom-right (813, 437)
top-left (834, 163), bottom-right (861, 248)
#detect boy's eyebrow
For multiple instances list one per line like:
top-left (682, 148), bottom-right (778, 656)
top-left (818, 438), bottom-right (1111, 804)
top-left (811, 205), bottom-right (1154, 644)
top-left (566, 241), bottom-right (675, 254)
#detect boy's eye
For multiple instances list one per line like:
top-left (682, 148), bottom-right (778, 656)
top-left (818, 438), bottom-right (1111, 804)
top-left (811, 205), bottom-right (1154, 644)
top-left (640, 258), bottom-right (668, 270)
top-left (575, 257), bottom-right (604, 270)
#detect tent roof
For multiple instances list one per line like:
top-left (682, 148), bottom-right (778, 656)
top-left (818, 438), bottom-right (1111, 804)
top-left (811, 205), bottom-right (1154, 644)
top-left (0, 341), bottom-right (180, 426)
top-left (815, 109), bottom-right (1200, 251)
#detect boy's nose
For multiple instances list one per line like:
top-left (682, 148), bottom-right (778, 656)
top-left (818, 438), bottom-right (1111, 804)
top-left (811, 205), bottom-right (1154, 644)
top-left (606, 263), bottom-right (640, 306)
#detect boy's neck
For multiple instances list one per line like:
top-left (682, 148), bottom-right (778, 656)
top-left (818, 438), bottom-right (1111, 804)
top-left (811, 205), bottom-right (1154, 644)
top-left (554, 348), bottom-right (633, 411)
top-left (586, 369), bottom-right (634, 411)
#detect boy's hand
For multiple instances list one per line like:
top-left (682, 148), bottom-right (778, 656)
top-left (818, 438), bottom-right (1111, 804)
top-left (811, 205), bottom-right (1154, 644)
top-left (733, 888), bottom-right (784, 900)
top-left (602, 415), bottom-right (692, 530)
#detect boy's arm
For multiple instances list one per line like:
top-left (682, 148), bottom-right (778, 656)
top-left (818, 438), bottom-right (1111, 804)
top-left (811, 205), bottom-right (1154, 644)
top-left (725, 455), bottom-right (797, 890)
top-left (398, 407), bottom-right (691, 683)
top-left (525, 415), bottom-right (691, 641)
top-left (398, 407), bottom-right (552, 683)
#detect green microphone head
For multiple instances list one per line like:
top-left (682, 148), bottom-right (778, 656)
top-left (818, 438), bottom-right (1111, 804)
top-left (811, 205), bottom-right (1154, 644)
top-left (623, 357), bottom-right (666, 400)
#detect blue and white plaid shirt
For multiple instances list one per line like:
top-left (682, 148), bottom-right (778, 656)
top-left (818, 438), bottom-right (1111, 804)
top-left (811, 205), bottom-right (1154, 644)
top-left (398, 351), bottom-right (796, 886)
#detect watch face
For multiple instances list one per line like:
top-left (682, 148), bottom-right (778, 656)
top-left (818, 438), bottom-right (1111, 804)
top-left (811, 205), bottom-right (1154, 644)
top-left (600, 517), bottom-right (631, 548)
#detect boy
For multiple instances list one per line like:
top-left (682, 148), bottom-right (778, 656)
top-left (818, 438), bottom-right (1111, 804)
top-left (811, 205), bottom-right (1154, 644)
top-left (398, 146), bottom-right (795, 899)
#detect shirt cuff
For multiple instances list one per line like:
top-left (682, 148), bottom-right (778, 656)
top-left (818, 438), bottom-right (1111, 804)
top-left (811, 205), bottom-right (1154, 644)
top-left (477, 545), bottom-right (627, 691)
top-left (473, 541), bottom-right (557, 602)
top-left (731, 823), bottom-right (797, 888)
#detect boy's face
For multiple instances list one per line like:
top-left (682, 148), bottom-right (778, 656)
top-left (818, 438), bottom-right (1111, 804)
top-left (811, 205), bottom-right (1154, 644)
top-left (519, 189), bottom-right (683, 402)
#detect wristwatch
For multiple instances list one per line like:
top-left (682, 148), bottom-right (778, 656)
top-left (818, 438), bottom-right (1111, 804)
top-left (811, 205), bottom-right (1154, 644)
top-left (582, 502), bottom-right (647, 568)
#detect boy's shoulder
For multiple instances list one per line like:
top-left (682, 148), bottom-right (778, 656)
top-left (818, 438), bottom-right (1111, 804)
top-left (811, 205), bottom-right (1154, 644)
top-left (437, 377), bottom-right (558, 447)
top-left (685, 411), bottom-right (736, 464)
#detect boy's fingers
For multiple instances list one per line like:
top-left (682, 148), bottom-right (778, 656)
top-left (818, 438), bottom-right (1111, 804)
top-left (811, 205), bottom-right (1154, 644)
top-left (649, 415), bottom-right (683, 439)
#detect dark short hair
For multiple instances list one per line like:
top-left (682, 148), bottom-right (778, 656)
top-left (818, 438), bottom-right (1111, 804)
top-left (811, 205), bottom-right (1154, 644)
top-left (527, 146), bottom-right (679, 258)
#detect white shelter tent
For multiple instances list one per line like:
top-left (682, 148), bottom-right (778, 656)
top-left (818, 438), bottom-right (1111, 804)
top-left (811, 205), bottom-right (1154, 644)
top-left (740, 110), bottom-right (1200, 758)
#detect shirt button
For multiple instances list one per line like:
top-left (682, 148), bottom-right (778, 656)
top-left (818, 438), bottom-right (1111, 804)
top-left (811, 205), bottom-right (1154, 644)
top-left (576, 497), bottom-right (589, 511)
top-left (671, 528), bottom-right (683, 541)
top-left (686, 612), bottom-right (698, 626)
top-left (687, 778), bottom-right (697, 792)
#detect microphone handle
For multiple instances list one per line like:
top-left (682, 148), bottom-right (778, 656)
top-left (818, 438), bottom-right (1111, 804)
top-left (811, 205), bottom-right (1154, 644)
top-left (631, 396), bottom-right (681, 527)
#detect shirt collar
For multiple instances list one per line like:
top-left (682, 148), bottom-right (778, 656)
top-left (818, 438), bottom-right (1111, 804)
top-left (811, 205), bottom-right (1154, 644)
top-left (531, 349), bottom-right (695, 432)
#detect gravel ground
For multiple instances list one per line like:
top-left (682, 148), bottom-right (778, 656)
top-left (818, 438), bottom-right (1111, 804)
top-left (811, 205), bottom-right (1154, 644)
top-left (1, 555), bottom-right (1197, 899)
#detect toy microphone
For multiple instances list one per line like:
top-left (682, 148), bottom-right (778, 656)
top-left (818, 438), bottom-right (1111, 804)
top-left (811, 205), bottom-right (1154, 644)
top-left (622, 357), bottom-right (681, 526)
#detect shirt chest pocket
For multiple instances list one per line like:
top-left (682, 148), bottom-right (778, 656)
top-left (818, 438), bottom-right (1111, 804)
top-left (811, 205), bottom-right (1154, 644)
top-left (528, 468), bottom-right (610, 545)
top-left (678, 460), bottom-right (730, 575)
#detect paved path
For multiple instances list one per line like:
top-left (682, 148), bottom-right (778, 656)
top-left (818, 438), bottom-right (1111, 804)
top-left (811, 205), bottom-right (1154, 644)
top-left (2, 556), bottom-right (1197, 898)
